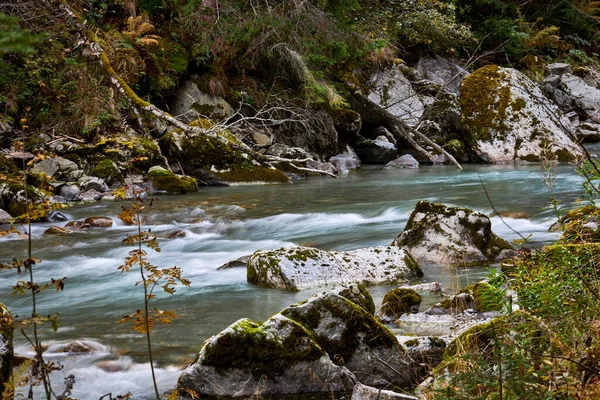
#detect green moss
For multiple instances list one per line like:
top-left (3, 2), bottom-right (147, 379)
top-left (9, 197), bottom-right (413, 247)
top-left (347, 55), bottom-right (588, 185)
top-left (149, 171), bottom-right (198, 194)
top-left (0, 302), bottom-right (13, 394)
top-left (461, 282), bottom-right (503, 312)
top-left (336, 284), bottom-right (376, 315)
top-left (380, 288), bottom-right (422, 317)
top-left (0, 155), bottom-right (20, 175)
top-left (212, 166), bottom-right (289, 184)
top-left (90, 159), bottom-right (122, 184)
top-left (201, 316), bottom-right (324, 379)
top-left (460, 65), bottom-right (511, 143)
top-left (404, 339), bottom-right (419, 347)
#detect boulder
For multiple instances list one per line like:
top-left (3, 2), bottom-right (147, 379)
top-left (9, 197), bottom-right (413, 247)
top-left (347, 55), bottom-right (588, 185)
top-left (355, 140), bottom-right (398, 164)
top-left (147, 168), bottom-right (198, 194)
top-left (351, 383), bottom-right (419, 400)
top-left (329, 146), bottom-right (361, 172)
top-left (44, 226), bottom-right (73, 235)
top-left (384, 154), bottom-right (419, 169)
top-left (399, 282), bottom-right (443, 294)
top-left (30, 156), bottom-right (78, 179)
top-left (280, 288), bottom-right (412, 388)
top-left (544, 64), bottom-right (600, 122)
top-left (79, 189), bottom-right (105, 202)
top-left (248, 246), bottom-right (422, 291)
top-left (176, 314), bottom-right (356, 397)
top-left (85, 217), bottom-right (113, 228)
top-left (0, 209), bottom-right (11, 224)
top-left (250, 131), bottom-right (272, 147)
top-left (576, 121), bottom-right (600, 143)
top-left (96, 129), bottom-right (164, 171)
top-left (392, 200), bottom-right (513, 267)
top-left (397, 336), bottom-right (447, 382)
top-left (269, 110), bottom-right (340, 158)
top-left (90, 159), bottom-right (122, 185)
top-left (0, 302), bottom-right (13, 395)
top-left (306, 160), bottom-right (338, 175)
top-left (167, 77), bottom-right (234, 122)
top-left (332, 108), bottom-right (362, 139)
top-left (79, 176), bottom-right (109, 193)
top-left (415, 55), bottom-right (469, 94)
top-left (378, 288), bottom-right (422, 323)
top-left (460, 65), bottom-right (582, 163)
top-left (367, 65), bottom-right (424, 126)
top-left (266, 143), bottom-right (313, 160)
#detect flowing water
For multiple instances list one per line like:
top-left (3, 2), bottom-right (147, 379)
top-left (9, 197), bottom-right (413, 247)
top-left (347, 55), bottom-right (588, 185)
top-left (0, 160), bottom-right (593, 398)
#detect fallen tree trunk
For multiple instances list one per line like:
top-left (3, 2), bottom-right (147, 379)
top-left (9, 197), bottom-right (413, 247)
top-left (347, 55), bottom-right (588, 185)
top-left (350, 93), bottom-right (463, 170)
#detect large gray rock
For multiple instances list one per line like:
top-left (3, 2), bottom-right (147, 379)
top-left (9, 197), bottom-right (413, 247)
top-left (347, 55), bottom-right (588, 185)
top-left (176, 314), bottom-right (356, 397)
top-left (384, 154), bottom-right (419, 169)
top-left (367, 66), bottom-right (425, 126)
top-left (460, 65), bottom-right (582, 163)
top-left (280, 287), bottom-right (412, 388)
top-left (554, 73), bottom-right (600, 122)
top-left (0, 303), bottom-right (13, 395)
top-left (78, 176), bottom-right (109, 193)
top-left (415, 55), bottom-right (469, 94)
top-left (392, 200), bottom-right (513, 267)
top-left (355, 139), bottom-right (398, 164)
top-left (329, 146), bottom-right (361, 172)
top-left (248, 246), bottom-right (422, 291)
top-left (168, 77), bottom-right (234, 122)
top-left (59, 184), bottom-right (81, 201)
top-left (0, 209), bottom-right (11, 224)
top-left (30, 156), bottom-right (78, 179)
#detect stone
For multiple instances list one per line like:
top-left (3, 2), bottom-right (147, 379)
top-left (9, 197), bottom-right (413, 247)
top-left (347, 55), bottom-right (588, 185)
top-left (306, 160), bottom-right (338, 175)
top-left (45, 211), bottom-right (69, 222)
top-left (90, 159), bottom-right (122, 185)
top-left (165, 229), bottom-right (187, 239)
top-left (378, 288), bottom-right (422, 323)
top-left (0, 303), bottom-right (13, 395)
top-left (460, 65), bottom-right (582, 163)
top-left (61, 340), bottom-right (105, 354)
top-left (83, 216), bottom-right (113, 228)
top-left (399, 282), bottom-right (443, 294)
top-left (392, 200), bottom-right (514, 267)
top-left (266, 143), bottom-right (313, 160)
top-left (329, 146), bottom-right (361, 172)
top-left (398, 336), bottom-right (447, 379)
top-left (79, 189), bottom-right (104, 202)
top-left (217, 255), bottom-right (250, 270)
top-left (6, 152), bottom-right (34, 163)
top-left (44, 226), bottom-right (72, 235)
top-left (176, 314), bottom-right (356, 397)
top-left (251, 131), bottom-right (272, 147)
top-left (425, 293), bottom-right (475, 315)
top-left (375, 135), bottom-right (390, 143)
top-left (355, 140), bottom-right (398, 164)
top-left (270, 110), bottom-right (339, 158)
top-left (0, 209), bottom-right (11, 224)
top-left (332, 108), bottom-right (362, 139)
top-left (247, 246), bottom-right (422, 291)
top-left (167, 77), bottom-right (234, 122)
top-left (546, 62), bottom-right (572, 76)
top-left (384, 154), bottom-right (420, 169)
top-left (59, 185), bottom-right (81, 201)
top-left (79, 176), bottom-right (109, 193)
top-left (415, 55), bottom-right (469, 94)
top-left (367, 65), bottom-right (424, 126)
top-left (280, 288), bottom-right (412, 388)
top-left (555, 73), bottom-right (600, 121)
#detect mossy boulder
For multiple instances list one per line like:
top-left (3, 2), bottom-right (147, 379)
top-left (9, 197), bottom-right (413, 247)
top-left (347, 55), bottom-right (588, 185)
top-left (95, 129), bottom-right (164, 171)
top-left (378, 288), bottom-right (422, 322)
top-left (247, 246), bottom-right (423, 291)
top-left (460, 65), bottom-right (581, 163)
top-left (147, 167), bottom-right (198, 194)
top-left (555, 205), bottom-right (600, 244)
top-left (90, 159), bottom-right (123, 185)
top-left (281, 290), bottom-right (411, 389)
top-left (159, 127), bottom-right (289, 184)
top-left (0, 302), bottom-right (13, 395)
top-left (176, 314), bottom-right (356, 397)
top-left (392, 200), bottom-right (514, 267)
top-left (0, 182), bottom-right (43, 217)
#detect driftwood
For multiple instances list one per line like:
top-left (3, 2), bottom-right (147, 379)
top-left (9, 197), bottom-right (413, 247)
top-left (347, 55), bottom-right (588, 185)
top-left (350, 93), bottom-right (463, 170)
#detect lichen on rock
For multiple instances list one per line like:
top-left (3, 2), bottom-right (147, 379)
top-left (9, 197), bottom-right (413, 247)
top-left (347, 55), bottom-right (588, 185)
top-left (392, 200), bottom-right (513, 267)
top-left (378, 288), bottom-right (422, 322)
top-left (247, 246), bottom-right (423, 291)
top-left (460, 65), bottom-right (582, 163)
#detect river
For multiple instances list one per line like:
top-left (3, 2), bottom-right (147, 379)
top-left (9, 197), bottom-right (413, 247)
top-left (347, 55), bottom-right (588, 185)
top-left (0, 160), bottom-right (592, 398)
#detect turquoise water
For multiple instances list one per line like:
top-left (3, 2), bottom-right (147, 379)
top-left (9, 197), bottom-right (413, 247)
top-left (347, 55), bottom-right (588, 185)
top-left (0, 161), bottom-right (590, 398)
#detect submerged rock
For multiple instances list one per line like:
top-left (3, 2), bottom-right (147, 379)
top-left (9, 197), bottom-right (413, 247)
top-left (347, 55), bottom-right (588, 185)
top-left (177, 314), bottom-right (356, 397)
top-left (44, 226), bottom-right (72, 235)
top-left (247, 246), bottom-right (422, 291)
top-left (329, 146), bottom-right (361, 172)
top-left (460, 65), bottom-right (581, 163)
top-left (392, 200), bottom-right (513, 267)
top-left (217, 255), bottom-right (251, 270)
